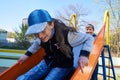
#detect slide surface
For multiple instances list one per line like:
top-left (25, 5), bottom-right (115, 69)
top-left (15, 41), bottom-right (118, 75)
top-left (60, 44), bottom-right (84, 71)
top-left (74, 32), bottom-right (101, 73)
top-left (71, 23), bottom-right (106, 80)
top-left (0, 24), bottom-right (106, 80)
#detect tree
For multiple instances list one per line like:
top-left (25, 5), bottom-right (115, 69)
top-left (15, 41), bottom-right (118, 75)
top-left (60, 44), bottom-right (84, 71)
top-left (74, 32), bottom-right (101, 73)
top-left (55, 3), bottom-right (90, 31)
top-left (106, 0), bottom-right (120, 53)
top-left (14, 24), bottom-right (31, 49)
top-left (97, 0), bottom-right (120, 54)
top-left (7, 32), bottom-right (15, 38)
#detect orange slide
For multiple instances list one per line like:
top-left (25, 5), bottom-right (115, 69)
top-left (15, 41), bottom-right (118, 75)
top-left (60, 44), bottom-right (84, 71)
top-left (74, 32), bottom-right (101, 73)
top-left (0, 23), bottom-right (106, 80)
top-left (0, 48), bottom-right (46, 80)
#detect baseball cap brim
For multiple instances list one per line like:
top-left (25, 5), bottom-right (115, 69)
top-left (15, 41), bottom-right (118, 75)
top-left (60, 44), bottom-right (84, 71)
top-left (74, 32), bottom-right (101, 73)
top-left (25, 22), bottom-right (47, 36)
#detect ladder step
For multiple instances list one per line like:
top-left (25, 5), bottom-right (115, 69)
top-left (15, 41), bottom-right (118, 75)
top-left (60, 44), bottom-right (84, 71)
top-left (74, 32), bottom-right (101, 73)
top-left (100, 56), bottom-right (109, 59)
top-left (98, 73), bottom-right (115, 79)
top-left (98, 45), bottom-right (116, 80)
top-left (98, 65), bottom-right (112, 69)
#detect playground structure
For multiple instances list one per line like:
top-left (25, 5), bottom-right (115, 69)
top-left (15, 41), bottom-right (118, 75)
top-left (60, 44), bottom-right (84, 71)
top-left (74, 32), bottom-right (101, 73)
top-left (0, 11), bottom-right (117, 80)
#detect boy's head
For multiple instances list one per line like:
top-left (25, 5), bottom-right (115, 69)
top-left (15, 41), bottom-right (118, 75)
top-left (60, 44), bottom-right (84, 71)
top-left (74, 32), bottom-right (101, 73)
top-left (86, 24), bottom-right (94, 35)
top-left (25, 9), bottom-right (54, 42)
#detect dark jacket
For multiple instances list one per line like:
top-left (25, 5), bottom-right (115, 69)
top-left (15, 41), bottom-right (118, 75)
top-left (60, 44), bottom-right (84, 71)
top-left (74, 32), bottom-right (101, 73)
top-left (41, 29), bottom-right (73, 68)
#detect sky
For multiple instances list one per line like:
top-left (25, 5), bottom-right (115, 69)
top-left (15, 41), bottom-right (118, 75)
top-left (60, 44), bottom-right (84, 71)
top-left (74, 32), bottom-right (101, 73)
top-left (0, 0), bottom-right (105, 33)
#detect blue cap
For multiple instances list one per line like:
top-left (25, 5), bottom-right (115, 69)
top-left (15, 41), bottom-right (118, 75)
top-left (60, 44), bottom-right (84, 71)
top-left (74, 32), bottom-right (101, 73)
top-left (25, 9), bottom-right (52, 35)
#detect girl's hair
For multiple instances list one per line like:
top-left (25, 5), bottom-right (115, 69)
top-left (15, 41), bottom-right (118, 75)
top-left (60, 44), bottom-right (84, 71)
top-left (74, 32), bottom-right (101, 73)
top-left (86, 24), bottom-right (95, 31)
top-left (53, 18), bottom-right (76, 31)
top-left (50, 18), bottom-right (76, 58)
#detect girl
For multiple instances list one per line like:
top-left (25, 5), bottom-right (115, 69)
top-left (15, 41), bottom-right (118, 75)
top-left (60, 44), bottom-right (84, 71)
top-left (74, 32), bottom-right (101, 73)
top-left (17, 9), bottom-right (94, 80)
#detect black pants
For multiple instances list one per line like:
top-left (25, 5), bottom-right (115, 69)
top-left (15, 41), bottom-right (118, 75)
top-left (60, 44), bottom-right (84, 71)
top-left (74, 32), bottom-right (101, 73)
top-left (91, 62), bottom-right (99, 80)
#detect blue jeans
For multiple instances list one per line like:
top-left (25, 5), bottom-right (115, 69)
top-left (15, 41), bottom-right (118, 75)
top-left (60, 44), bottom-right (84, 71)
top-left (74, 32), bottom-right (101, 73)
top-left (16, 60), bottom-right (72, 80)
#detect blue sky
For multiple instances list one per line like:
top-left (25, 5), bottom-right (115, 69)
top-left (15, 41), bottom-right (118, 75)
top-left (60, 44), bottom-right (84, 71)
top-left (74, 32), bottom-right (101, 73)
top-left (0, 0), bottom-right (105, 32)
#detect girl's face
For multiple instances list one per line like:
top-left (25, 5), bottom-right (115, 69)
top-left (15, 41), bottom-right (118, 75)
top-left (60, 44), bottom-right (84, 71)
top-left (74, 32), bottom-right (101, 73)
top-left (34, 22), bottom-right (54, 42)
top-left (86, 25), bottom-right (94, 35)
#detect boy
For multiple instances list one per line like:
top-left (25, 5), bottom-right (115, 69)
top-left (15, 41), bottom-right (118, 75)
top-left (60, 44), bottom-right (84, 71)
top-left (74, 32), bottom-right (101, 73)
top-left (86, 24), bottom-right (98, 80)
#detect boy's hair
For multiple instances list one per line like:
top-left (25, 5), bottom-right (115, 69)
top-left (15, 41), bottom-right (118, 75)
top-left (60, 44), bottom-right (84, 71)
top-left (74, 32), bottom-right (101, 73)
top-left (86, 24), bottom-right (94, 31)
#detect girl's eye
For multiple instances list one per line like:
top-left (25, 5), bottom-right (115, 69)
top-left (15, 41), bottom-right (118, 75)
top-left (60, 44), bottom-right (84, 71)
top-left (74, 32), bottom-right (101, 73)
top-left (42, 30), bottom-right (45, 33)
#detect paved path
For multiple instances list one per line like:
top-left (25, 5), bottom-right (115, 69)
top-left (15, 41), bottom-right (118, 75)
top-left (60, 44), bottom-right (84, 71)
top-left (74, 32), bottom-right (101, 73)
top-left (0, 67), bottom-right (8, 73)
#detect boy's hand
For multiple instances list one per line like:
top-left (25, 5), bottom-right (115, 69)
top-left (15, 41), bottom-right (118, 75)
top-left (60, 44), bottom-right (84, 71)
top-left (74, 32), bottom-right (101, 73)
top-left (78, 56), bottom-right (89, 73)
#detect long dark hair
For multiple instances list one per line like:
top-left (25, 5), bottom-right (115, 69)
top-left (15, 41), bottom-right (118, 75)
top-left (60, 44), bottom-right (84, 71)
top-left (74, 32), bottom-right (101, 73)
top-left (52, 18), bottom-right (76, 58)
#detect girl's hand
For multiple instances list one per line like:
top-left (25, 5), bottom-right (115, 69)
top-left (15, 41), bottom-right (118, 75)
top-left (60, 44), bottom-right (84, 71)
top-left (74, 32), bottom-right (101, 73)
top-left (17, 55), bottom-right (29, 64)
